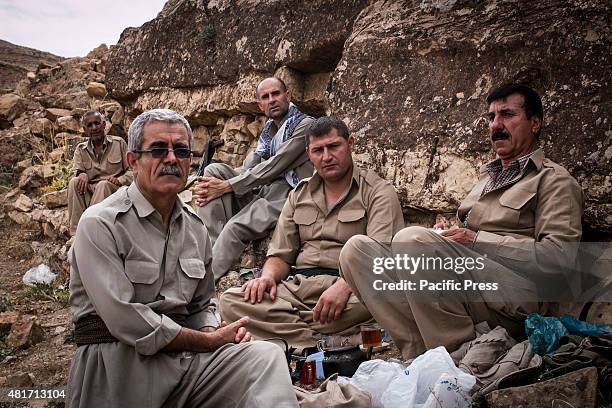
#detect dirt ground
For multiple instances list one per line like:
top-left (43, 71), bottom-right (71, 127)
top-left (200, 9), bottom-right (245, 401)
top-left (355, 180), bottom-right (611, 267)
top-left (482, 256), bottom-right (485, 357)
top-left (0, 221), bottom-right (73, 408)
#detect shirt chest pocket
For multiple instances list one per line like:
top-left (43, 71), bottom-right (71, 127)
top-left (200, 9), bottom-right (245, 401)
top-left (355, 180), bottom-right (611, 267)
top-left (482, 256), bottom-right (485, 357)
top-left (178, 258), bottom-right (206, 301)
top-left (498, 190), bottom-right (536, 229)
top-left (337, 208), bottom-right (367, 242)
top-left (294, 206), bottom-right (318, 241)
top-left (124, 260), bottom-right (161, 303)
top-left (105, 143), bottom-right (124, 173)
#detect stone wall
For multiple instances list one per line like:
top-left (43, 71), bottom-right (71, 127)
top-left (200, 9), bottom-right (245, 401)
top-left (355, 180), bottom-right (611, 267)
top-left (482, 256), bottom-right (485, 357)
top-left (106, 0), bottom-right (612, 233)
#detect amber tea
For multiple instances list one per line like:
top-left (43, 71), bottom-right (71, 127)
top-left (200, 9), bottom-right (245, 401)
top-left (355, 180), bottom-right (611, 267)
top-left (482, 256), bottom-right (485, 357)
top-left (360, 325), bottom-right (382, 348)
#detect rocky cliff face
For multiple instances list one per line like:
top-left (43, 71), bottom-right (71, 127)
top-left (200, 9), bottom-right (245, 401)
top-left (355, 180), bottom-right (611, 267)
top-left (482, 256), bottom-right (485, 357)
top-left (0, 40), bottom-right (63, 92)
top-left (105, 0), bottom-right (611, 233)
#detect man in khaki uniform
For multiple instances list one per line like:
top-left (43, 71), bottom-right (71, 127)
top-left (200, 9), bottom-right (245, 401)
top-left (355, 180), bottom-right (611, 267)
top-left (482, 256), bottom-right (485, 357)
top-left (339, 84), bottom-right (584, 359)
top-left (68, 109), bottom-right (298, 408)
top-left (220, 117), bottom-right (404, 349)
top-left (67, 111), bottom-right (132, 235)
top-left (193, 77), bottom-right (314, 281)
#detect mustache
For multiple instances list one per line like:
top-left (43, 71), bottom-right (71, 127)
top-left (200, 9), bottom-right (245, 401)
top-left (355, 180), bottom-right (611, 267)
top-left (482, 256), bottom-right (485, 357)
top-left (492, 131), bottom-right (510, 141)
top-left (159, 165), bottom-right (182, 177)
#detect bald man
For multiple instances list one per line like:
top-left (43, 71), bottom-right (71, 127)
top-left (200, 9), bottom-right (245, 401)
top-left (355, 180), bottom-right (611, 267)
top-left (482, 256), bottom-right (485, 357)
top-left (194, 78), bottom-right (314, 281)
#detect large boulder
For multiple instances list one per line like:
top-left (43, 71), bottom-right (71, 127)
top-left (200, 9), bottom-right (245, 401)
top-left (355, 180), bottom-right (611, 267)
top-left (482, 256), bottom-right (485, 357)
top-left (327, 0), bottom-right (611, 229)
top-left (0, 93), bottom-right (25, 128)
top-left (106, 0), bottom-right (369, 100)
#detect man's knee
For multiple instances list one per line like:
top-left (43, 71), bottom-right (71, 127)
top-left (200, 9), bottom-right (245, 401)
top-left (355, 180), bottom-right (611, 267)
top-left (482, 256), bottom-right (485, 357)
top-left (67, 177), bottom-right (79, 193)
top-left (94, 180), bottom-right (115, 194)
top-left (203, 163), bottom-right (233, 179)
top-left (219, 287), bottom-right (244, 321)
top-left (243, 341), bottom-right (285, 361)
top-left (393, 225), bottom-right (435, 243)
top-left (339, 235), bottom-right (373, 275)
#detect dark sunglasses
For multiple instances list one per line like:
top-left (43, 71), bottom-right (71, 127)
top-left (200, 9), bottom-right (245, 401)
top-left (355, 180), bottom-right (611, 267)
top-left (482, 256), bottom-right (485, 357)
top-left (134, 147), bottom-right (192, 159)
top-left (85, 121), bottom-right (102, 128)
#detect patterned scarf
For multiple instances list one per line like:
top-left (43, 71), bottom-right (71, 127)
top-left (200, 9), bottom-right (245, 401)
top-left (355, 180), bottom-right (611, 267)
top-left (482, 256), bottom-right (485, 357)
top-left (255, 102), bottom-right (307, 187)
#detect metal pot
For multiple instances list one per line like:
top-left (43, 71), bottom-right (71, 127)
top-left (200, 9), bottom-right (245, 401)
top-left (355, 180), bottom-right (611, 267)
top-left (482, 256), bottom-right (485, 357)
top-left (322, 345), bottom-right (373, 377)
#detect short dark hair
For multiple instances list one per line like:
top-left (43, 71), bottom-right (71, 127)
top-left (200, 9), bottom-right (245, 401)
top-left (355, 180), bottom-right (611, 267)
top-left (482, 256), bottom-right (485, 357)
top-left (255, 77), bottom-right (288, 98)
top-left (486, 83), bottom-right (544, 138)
top-left (306, 116), bottom-right (350, 146)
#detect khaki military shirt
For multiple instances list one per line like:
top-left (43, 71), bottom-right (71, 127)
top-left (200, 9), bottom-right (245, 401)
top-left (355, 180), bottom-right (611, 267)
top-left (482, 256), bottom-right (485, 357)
top-left (268, 165), bottom-right (404, 269)
top-left (70, 135), bottom-right (133, 185)
top-left (69, 182), bottom-right (217, 356)
top-left (230, 117), bottom-right (314, 196)
top-left (457, 148), bottom-right (583, 276)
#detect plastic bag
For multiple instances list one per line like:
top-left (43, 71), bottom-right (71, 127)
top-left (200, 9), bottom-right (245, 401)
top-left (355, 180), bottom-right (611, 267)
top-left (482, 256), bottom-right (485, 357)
top-left (383, 347), bottom-right (475, 408)
top-left (343, 347), bottom-right (475, 408)
top-left (525, 314), bottom-right (569, 355)
top-left (22, 263), bottom-right (56, 286)
top-left (347, 360), bottom-right (405, 408)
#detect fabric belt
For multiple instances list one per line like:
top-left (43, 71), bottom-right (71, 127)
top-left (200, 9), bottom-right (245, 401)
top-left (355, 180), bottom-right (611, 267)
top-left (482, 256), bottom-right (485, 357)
top-left (292, 268), bottom-right (340, 278)
top-left (74, 314), bottom-right (187, 346)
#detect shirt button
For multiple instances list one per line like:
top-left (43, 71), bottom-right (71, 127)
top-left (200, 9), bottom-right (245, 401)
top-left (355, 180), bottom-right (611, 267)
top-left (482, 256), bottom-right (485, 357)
top-left (124, 199), bottom-right (130, 205)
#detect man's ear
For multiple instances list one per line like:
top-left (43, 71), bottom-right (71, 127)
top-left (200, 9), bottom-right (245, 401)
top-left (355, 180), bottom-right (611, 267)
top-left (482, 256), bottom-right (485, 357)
top-left (347, 135), bottom-right (355, 149)
top-left (531, 115), bottom-right (541, 135)
top-left (126, 151), bottom-right (138, 173)
top-left (286, 90), bottom-right (291, 102)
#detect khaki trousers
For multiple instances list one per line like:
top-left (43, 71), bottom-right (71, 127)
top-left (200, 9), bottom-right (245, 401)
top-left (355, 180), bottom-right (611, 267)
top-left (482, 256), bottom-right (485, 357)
top-left (68, 341), bottom-right (298, 408)
top-left (68, 178), bottom-right (121, 235)
top-left (339, 226), bottom-right (540, 359)
top-left (219, 274), bottom-right (373, 349)
top-left (197, 163), bottom-right (291, 281)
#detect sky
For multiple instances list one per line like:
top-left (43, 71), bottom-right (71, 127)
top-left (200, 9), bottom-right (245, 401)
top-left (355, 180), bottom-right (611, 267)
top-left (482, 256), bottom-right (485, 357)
top-left (0, 0), bottom-right (167, 57)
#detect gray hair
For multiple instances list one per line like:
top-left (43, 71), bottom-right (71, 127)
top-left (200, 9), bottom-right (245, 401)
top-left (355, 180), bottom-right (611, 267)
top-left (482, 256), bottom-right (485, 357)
top-left (81, 110), bottom-right (104, 125)
top-left (127, 109), bottom-right (193, 151)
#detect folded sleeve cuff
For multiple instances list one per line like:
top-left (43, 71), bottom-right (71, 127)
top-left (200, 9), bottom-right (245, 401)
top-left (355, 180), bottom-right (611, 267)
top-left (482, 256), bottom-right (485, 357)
top-left (187, 309), bottom-right (219, 331)
top-left (134, 314), bottom-right (182, 356)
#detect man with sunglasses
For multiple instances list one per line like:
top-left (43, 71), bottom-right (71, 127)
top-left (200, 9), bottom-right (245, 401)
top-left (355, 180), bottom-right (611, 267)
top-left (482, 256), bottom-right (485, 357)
top-left (67, 111), bottom-right (132, 235)
top-left (67, 109), bottom-right (298, 408)
top-left (193, 77), bottom-right (314, 282)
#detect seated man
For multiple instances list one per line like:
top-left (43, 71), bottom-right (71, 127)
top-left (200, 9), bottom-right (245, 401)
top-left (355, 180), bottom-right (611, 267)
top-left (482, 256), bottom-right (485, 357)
top-left (194, 77), bottom-right (314, 281)
top-left (68, 109), bottom-right (298, 408)
top-left (220, 117), bottom-right (404, 350)
top-left (339, 84), bottom-right (584, 359)
top-left (67, 110), bottom-right (132, 235)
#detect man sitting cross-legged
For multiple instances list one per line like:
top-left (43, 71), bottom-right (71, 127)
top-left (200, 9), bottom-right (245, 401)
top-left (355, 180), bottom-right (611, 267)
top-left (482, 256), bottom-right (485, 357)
top-left (219, 116), bottom-right (404, 350)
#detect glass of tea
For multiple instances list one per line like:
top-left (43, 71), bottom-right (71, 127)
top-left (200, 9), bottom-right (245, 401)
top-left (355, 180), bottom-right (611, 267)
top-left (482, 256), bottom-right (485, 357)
top-left (360, 323), bottom-right (383, 348)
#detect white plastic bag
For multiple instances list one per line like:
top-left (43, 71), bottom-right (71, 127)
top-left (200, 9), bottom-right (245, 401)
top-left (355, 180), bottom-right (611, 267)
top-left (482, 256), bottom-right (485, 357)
top-left (22, 263), bottom-right (56, 286)
top-left (382, 346), bottom-right (475, 408)
top-left (345, 360), bottom-right (406, 408)
top-left (344, 347), bottom-right (475, 408)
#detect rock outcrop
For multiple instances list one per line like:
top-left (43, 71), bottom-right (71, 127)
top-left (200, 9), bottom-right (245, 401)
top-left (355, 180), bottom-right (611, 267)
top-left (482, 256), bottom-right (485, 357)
top-left (105, 0), bottom-right (611, 233)
top-left (0, 39), bottom-right (63, 92)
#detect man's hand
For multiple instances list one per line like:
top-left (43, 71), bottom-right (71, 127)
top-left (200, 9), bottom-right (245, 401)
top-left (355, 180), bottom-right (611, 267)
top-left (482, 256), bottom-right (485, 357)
top-left (242, 276), bottom-right (277, 304)
top-left (106, 176), bottom-right (122, 186)
top-left (76, 173), bottom-right (89, 194)
top-left (441, 228), bottom-right (477, 246)
top-left (213, 317), bottom-right (252, 344)
top-left (193, 176), bottom-right (232, 206)
top-left (313, 279), bottom-right (352, 325)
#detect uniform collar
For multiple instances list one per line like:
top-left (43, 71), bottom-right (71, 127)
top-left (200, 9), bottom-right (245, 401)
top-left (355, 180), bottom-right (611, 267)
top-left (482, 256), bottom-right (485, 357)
top-left (86, 134), bottom-right (113, 151)
top-left (127, 182), bottom-right (185, 222)
top-left (480, 148), bottom-right (543, 174)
